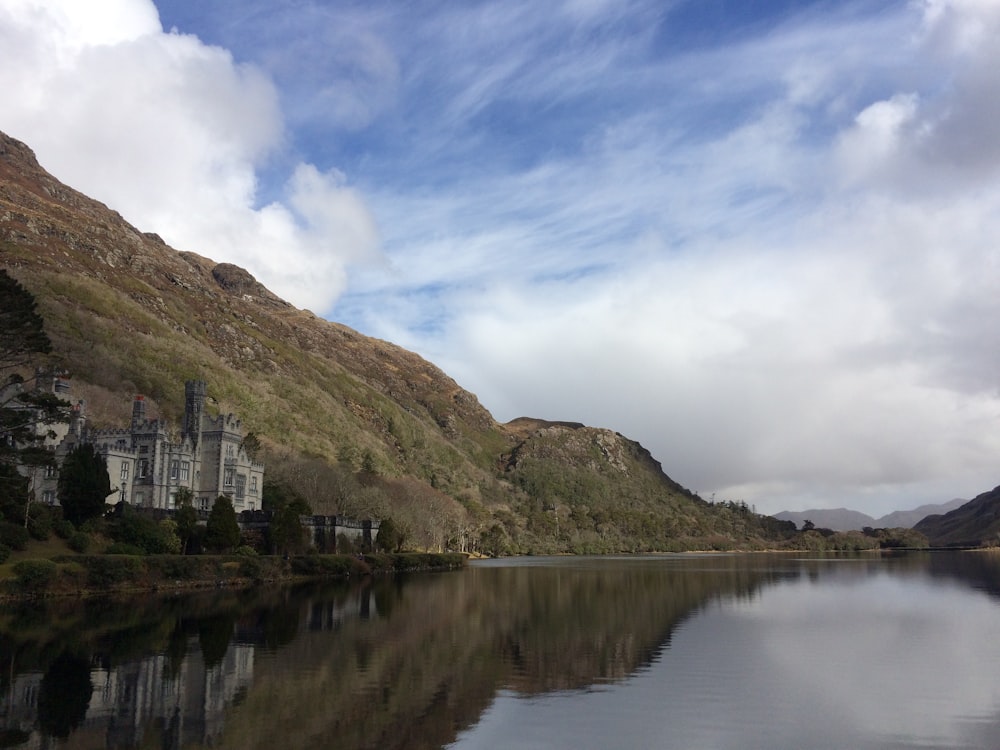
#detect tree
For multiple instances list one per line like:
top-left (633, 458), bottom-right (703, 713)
top-left (240, 431), bottom-right (261, 460)
top-left (204, 495), bottom-right (240, 552)
top-left (174, 488), bottom-right (199, 554)
top-left (269, 503), bottom-right (306, 555)
top-left (375, 517), bottom-right (406, 553)
top-left (58, 444), bottom-right (111, 526)
top-left (0, 269), bottom-right (51, 374)
top-left (0, 271), bottom-right (69, 523)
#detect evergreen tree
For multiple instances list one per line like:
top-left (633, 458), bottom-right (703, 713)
top-left (173, 488), bottom-right (199, 554)
top-left (376, 517), bottom-right (406, 553)
top-left (204, 495), bottom-right (240, 552)
top-left (57, 444), bottom-right (111, 526)
top-left (0, 269), bottom-right (51, 374)
top-left (0, 270), bottom-right (68, 479)
top-left (269, 503), bottom-right (306, 555)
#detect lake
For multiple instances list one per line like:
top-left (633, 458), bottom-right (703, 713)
top-left (3, 552), bottom-right (1000, 749)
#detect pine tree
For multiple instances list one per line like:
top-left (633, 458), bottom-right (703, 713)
top-left (0, 269), bottom-right (51, 374)
top-left (58, 444), bottom-right (111, 526)
top-left (204, 495), bottom-right (240, 552)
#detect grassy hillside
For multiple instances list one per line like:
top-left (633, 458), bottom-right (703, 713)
top-left (1, 130), bottom-right (800, 553)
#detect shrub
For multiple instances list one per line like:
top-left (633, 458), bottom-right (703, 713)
top-left (81, 555), bottom-right (145, 587)
top-left (148, 555), bottom-right (203, 580)
top-left (58, 561), bottom-right (87, 587)
top-left (13, 559), bottom-right (58, 594)
top-left (0, 521), bottom-right (30, 551)
top-left (54, 519), bottom-right (75, 539)
top-left (68, 532), bottom-right (91, 554)
top-left (106, 542), bottom-right (145, 556)
top-left (27, 505), bottom-right (53, 541)
top-left (109, 513), bottom-right (179, 555)
top-left (238, 556), bottom-right (263, 581)
top-left (0, 543), bottom-right (9, 564)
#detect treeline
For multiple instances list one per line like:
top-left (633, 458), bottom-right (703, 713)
top-left (795, 523), bottom-right (930, 551)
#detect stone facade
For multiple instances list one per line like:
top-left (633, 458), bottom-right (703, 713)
top-left (35, 379), bottom-right (264, 513)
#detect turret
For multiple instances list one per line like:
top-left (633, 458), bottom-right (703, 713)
top-left (69, 400), bottom-right (86, 436)
top-left (184, 380), bottom-right (207, 445)
top-left (131, 395), bottom-right (146, 429)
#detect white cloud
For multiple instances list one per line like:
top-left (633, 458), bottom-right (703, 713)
top-left (0, 0), bottom-right (381, 312)
top-left (340, 0), bottom-right (1000, 516)
top-left (4, 0), bottom-right (1000, 517)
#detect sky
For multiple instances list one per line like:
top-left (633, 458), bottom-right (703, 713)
top-left (2, 0), bottom-right (1000, 517)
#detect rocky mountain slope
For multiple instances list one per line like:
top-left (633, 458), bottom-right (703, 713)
top-left (914, 487), bottom-right (1000, 547)
top-left (0, 130), bottom-right (796, 553)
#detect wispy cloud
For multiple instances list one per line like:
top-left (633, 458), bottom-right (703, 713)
top-left (3, 0), bottom-right (999, 514)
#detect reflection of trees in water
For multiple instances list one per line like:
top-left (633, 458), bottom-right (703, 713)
top-left (199, 614), bottom-right (237, 668)
top-left (926, 551), bottom-right (1000, 600)
top-left (37, 652), bottom-right (92, 738)
top-left (18, 554), bottom-right (994, 750)
top-left (216, 559), bottom-right (791, 750)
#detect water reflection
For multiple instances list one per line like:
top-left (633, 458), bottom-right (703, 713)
top-left (2, 553), bottom-right (1000, 749)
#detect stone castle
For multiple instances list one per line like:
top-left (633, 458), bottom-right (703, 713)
top-left (32, 377), bottom-right (264, 513)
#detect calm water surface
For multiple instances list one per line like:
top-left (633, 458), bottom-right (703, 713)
top-left (4, 552), bottom-right (1000, 749)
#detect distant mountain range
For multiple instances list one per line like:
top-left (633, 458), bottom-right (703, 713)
top-left (773, 498), bottom-right (968, 531)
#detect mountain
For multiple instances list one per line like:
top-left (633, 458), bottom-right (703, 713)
top-left (0, 131), bottom-right (798, 553)
top-left (772, 509), bottom-right (876, 532)
top-left (773, 498), bottom-right (968, 531)
top-left (914, 487), bottom-right (1000, 547)
top-left (876, 498), bottom-right (967, 529)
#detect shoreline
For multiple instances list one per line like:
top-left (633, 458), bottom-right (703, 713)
top-left (0, 551), bottom-right (468, 601)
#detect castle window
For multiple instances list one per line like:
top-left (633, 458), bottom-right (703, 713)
top-left (120, 462), bottom-right (129, 481)
top-left (250, 476), bottom-right (258, 494)
top-left (180, 462), bottom-right (190, 481)
top-left (224, 468), bottom-right (235, 487)
top-left (137, 459), bottom-right (148, 478)
top-left (236, 474), bottom-right (246, 500)
top-left (42, 490), bottom-right (56, 504)
top-left (43, 464), bottom-right (56, 478)
top-left (170, 460), bottom-right (179, 480)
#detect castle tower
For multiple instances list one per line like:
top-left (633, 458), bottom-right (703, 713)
top-left (184, 380), bottom-right (207, 445)
top-left (131, 395), bottom-right (146, 429)
top-left (69, 400), bottom-right (86, 436)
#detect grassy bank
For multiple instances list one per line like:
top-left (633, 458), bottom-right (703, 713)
top-left (0, 551), bottom-right (468, 599)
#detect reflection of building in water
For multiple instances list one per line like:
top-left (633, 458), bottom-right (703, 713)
top-left (0, 672), bottom-right (41, 743)
top-left (0, 641), bottom-right (253, 750)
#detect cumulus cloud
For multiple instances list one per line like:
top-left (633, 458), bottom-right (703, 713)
top-left (4, 0), bottom-right (1000, 516)
top-left (0, 0), bottom-right (380, 311)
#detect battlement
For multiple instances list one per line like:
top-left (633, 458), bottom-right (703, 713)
top-left (202, 412), bottom-right (243, 432)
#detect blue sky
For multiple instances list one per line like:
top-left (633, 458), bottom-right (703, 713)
top-left (2, 0), bottom-right (1000, 516)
